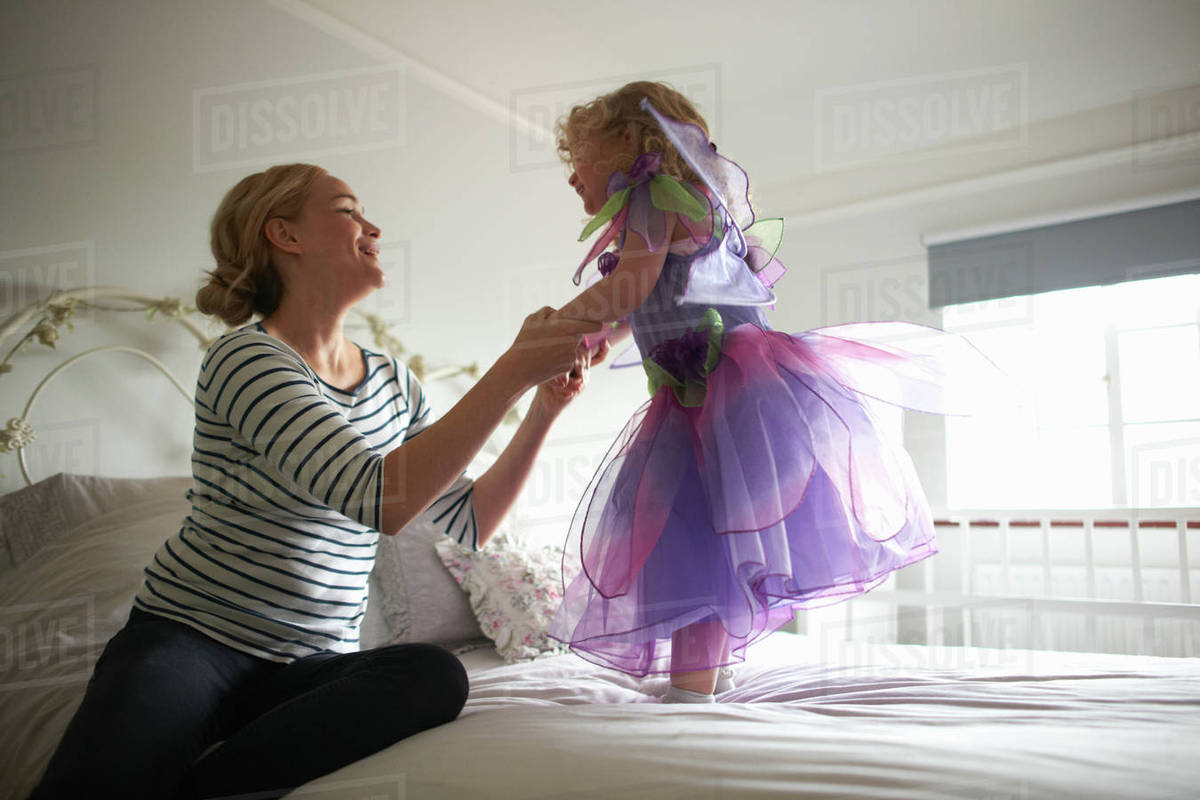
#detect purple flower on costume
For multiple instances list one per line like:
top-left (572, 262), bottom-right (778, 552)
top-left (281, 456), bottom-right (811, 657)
top-left (597, 251), bottom-right (619, 277)
top-left (648, 328), bottom-right (710, 383)
top-left (606, 151), bottom-right (662, 197)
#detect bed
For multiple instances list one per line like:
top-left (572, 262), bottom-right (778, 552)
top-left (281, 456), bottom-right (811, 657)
top-left (2, 287), bottom-right (1199, 800)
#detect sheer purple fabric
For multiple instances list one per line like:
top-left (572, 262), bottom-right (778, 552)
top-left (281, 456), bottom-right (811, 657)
top-left (549, 320), bottom-right (1003, 676)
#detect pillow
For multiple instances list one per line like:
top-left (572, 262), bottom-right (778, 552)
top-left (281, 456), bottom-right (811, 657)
top-left (366, 430), bottom-right (506, 649)
top-left (434, 532), bottom-right (574, 663)
top-left (0, 470), bottom-right (477, 651)
top-left (369, 509), bottom-right (485, 646)
top-left (358, 571), bottom-right (393, 650)
top-left (0, 486), bottom-right (191, 800)
top-left (0, 472), bottom-right (192, 567)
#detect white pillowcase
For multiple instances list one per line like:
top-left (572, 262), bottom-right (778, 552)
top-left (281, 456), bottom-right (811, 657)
top-left (434, 533), bottom-right (574, 663)
top-left (370, 510), bottom-right (485, 646)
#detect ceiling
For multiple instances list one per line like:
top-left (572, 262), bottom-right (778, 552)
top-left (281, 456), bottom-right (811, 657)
top-left (293, 0), bottom-right (1200, 237)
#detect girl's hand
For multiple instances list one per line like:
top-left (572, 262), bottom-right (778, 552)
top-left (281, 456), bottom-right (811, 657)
top-left (584, 319), bottom-right (631, 369)
top-left (534, 348), bottom-right (589, 419)
top-left (588, 337), bottom-right (611, 366)
top-left (569, 338), bottom-right (607, 379)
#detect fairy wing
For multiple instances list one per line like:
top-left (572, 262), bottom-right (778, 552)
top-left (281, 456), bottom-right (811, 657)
top-left (610, 341), bottom-right (644, 368)
top-left (639, 98), bottom-right (754, 232)
top-left (639, 98), bottom-right (785, 307)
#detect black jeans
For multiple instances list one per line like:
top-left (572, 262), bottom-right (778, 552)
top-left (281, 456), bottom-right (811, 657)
top-left (27, 606), bottom-right (469, 800)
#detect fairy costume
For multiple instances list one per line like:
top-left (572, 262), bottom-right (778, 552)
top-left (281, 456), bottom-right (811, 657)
top-left (548, 99), bottom-right (1003, 677)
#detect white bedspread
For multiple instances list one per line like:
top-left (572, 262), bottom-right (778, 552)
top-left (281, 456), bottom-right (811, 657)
top-left (2, 485), bottom-right (1197, 799)
top-left (293, 634), bottom-right (1200, 799)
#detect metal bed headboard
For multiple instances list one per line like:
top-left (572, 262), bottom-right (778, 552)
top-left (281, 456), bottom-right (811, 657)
top-left (0, 285), bottom-right (496, 487)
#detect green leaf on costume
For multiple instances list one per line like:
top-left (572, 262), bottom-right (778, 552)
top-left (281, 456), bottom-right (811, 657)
top-left (642, 357), bottom-right (682, 400)
top-left (578, 188), bottom-right (631, 241)
top-left (648, 177), bottom-right (710, 222)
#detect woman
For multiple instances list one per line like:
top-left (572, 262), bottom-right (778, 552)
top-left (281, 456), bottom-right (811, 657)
top-left (28, 163), bottom-right (599, 799)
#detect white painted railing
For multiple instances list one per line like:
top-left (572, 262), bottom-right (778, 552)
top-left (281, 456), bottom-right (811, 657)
top-left (796, 508), bottom-right (1200, 657)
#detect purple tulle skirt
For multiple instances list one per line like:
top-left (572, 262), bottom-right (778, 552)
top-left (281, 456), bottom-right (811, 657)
top-left (549, 320), bottom-right (1002, 676)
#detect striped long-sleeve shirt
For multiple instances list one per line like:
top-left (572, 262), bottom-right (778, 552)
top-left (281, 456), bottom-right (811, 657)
top-left (134, 321), bottom-right (477, 662)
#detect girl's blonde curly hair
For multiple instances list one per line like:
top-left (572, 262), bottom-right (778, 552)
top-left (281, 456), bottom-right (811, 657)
top-left (555, 81), bottom-right (709, 187)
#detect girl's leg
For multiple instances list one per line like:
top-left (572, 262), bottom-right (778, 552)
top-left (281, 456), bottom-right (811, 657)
top-left (179, 642), bottom-right (469, 800)
top-left (27, 607), bottom-right (264, 800)
top-left (669, 619), bottom-right (730, 695)
top-left (669, 665), bottom-right (718, 694)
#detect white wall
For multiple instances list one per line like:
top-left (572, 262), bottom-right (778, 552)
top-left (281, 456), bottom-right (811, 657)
top-left (1, 0), bottom-right (1198, 521)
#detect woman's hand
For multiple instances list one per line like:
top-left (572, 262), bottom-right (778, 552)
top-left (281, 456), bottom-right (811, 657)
top-left (504, 307), bottom-right (601, 390)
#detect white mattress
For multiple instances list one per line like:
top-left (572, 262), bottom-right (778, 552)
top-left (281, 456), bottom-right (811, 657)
top-left (293, 633), bottom-right (1200, 799)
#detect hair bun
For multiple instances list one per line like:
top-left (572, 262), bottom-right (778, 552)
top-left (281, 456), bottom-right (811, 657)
top-left (198, 163), bottom-right (325, 328)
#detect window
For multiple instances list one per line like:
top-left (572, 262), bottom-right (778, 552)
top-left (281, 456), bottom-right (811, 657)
top-left (941, 273), bottom-right (1200, 509)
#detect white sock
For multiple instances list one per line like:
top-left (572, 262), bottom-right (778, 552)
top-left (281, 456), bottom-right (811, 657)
top-left (662, 685), bottom-right (716, 704)
top-left (715, 666), bottom-right (736, 694)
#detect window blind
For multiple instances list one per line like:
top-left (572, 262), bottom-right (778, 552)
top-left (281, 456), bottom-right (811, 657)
top-left (927, 198), bottom-right (1200, 308)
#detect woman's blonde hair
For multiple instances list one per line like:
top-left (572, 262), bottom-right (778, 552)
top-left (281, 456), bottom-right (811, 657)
top-left (196, 163), bottom-right (327, 327)
top-left (555, 81), bottom-right (709, 186)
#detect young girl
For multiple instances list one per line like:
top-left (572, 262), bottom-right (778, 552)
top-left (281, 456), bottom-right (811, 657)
top-left (546, 81), bottom-right (1002, 703)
